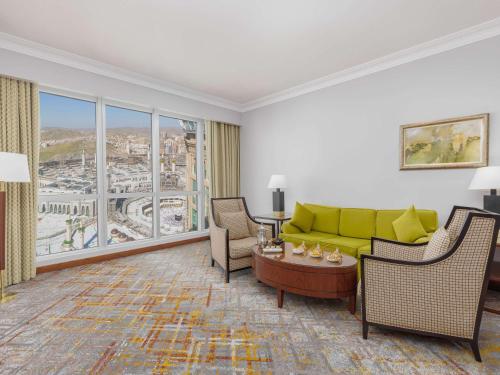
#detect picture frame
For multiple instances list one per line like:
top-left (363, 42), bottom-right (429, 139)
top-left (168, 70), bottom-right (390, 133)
top-left (400, 113), bottom-right (489, 170)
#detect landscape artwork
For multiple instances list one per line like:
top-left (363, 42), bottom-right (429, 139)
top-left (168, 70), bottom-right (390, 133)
top-left (400, 114), bottom-right (489, 170)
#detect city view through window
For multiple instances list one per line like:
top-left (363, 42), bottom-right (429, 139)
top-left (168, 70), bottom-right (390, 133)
top-left (36, 91), bottom-right (204, 257)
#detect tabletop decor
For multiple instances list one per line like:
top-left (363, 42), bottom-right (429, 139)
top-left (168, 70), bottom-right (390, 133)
top-left (292, 241), bottom-right (306, 255)
top-left (400, 113), bottom-right (488, 170)
top-left (309, 243), bottom-right (323, 258)
top-left (327, 248), bottom-right (343, 263)
top-left (469, 166), bottom-right (500, 214)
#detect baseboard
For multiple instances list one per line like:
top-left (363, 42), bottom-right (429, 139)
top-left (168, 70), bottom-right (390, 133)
top-left (36, 235), bottom-right (209, 274)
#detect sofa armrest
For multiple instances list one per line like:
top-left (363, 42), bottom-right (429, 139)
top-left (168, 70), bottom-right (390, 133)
top-left (371, 237), bottom-right (427, 261)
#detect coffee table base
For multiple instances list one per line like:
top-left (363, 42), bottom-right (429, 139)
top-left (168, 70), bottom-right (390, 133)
top-left (275, 287), bottom-right (356, 313)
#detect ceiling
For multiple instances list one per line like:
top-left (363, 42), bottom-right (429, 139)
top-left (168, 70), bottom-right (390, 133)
top-left (1, 0), bottom-right (500, 107)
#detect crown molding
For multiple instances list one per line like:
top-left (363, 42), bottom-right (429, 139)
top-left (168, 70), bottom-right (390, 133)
top-left (241, 17), bottom-right (500, 112)
top-left (0, 32), bottom-right (243, 112)
top-left (2, 17), bottom-right (500, 114)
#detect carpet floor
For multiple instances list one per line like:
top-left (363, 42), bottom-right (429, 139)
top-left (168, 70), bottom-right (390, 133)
top-left (0, 241), bottom-right (499, 374)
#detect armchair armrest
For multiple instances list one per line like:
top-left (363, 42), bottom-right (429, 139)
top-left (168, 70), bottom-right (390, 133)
top-left (371, 237), bottom-right (427, 261)
top-left (209, 214), bottom-right (229, 268)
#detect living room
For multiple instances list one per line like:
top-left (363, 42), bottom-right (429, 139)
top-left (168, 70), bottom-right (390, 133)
top-left (1, 1), bottom-right (500, 373)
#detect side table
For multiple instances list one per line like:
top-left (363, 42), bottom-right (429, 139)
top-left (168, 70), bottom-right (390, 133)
top-left (253, 213), bottom-right (292, 235)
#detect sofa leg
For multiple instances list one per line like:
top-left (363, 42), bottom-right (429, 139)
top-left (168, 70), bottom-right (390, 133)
top-left (470, 340), bottom-right (482, 362)
top-left (225, 270), bottom-right (229, 283)
top-left (362, 321), bottom-right (368, 340)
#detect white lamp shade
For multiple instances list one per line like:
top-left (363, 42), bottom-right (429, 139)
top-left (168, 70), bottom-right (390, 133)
top-left (267, 174), bottom-right (287, 189)
top-left (469, 166), bottom-right (500, 190)
top-left (0, 152), bottom-right (31, 182)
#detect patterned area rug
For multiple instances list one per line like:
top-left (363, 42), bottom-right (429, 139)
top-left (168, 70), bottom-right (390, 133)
top-left (0, 241), bottom-right (499, 374)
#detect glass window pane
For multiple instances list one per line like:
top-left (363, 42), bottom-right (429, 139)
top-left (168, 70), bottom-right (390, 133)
top-left (160, 195), bottom-right (198, 235)
top-left (36, 199), bottom-right (98, 256)
top-left (107, 197), bottom-right (153, 243)
top-left (39, 92), bottom-right (97, 194)
top-left (159, 116), bottom-right (197, 192)
top-left (106, 105), bottom-right (152, 193)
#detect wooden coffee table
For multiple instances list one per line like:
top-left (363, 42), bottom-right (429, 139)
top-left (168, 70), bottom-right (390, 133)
top-left (252, 242), bottom-right (358, 313)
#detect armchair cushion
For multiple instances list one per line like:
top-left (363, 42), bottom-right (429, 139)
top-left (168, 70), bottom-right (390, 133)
top-left (289, 202), bottom-right (315, 233)
top-left (422, 227), bottom-right (450, 260)
top-left (392, 205), bottom-right (427, 243)
top-left (219, 211), bottom-right (251, 240)
top-left (229, 237), bottom-right (257, 259)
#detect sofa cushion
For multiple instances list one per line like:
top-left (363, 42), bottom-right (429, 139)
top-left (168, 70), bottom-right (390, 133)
top-left (289, 202), bottom-right (315, 233)
top-left (304, 203), bottom-right (340, 234)
top-left (423, 227), bottom-right (450, 260)
top-left (320, 236), bottom-right (370, 258)
top-left (229, 237), bottom-right (257, 259)
top-left (339, 208), bottom-right (376, 239)
top-left (392, 205), bottom-right (427, 243)
top-left (376, 209), bottom-right (438, 240)
top-left (281, 221), bottom-right (302, 234)
top-left (219, 211), bottom-right (251, 240)
top-left (414, 235), bottom-right (432, 244)
top-left (280, 231), bottom-right (336, 245)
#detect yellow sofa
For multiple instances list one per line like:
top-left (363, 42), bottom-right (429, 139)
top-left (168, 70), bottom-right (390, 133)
top-left (280, 204), bottom-right (438, 274)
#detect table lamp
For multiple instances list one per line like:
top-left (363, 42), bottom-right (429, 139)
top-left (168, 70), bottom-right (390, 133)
top-left (0, 152), bottom-right (31, 303)
top-left (267, 174), bottom-right (287, 217)
top-left (469, 166), bottom-right (500, 214)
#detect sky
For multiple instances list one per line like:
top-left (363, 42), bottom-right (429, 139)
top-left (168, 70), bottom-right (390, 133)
top-left (40, 92), bottom-right (187, 130)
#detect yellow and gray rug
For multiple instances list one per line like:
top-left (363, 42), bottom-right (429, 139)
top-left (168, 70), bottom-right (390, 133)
top-left (0, 241), bottom-right (499, 374)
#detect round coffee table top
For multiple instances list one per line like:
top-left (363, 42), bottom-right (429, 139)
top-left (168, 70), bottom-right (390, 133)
top-left (253, 242), bottom-right (357, 271)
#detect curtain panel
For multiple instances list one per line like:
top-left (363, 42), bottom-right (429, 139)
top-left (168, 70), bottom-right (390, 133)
top-left (0, 76), bottom-right (39, 285)
top-left (205, 120), bottom-right (240, 198)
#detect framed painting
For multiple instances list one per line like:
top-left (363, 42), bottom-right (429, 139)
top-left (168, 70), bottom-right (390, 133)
top-left (400, 114), bottom-right (489, 170)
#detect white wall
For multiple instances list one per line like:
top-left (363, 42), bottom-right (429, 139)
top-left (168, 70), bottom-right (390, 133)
top-left (241, 36), bottom-right (500, 223)
top-left (0, 49), bottom-right (241, 124)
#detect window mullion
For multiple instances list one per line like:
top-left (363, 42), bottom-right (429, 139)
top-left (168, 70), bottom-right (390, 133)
top-left (97, 97), bottom-right (107, 248)
top-left (152, 110), bottom-right (161, 239)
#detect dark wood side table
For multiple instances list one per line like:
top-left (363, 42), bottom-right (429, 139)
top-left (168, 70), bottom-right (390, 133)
top-left (252, 242), bottom-right (358, 313)
top-left (253, 212), bottom-right (292, 235)
top-left (484, 244), bottom-right (500, 315)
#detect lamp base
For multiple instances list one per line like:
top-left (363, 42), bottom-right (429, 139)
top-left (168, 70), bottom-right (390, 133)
top-left (272, 190), bottom-right (285, 216)
top-left (484, 195), bottom-right (500, 214)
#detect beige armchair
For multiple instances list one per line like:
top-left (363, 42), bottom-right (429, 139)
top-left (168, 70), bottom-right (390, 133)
top-left (210, 197), bottom-right (274, 282)
top-left (361, 206), bottom-right (500, 362)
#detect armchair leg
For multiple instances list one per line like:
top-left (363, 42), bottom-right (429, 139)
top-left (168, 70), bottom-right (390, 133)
top-left (362, 321), bottom-right (368, 339)
top-left (211, 258), bottom-right (214, 267)
top-left (470, 340), bottom-right (482, 362)
top-left (225, 270), bottom-right (230, 283)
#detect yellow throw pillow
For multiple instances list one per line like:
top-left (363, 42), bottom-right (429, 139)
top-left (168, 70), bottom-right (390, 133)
top-left (289, 202), bottom-right (315, 233)
top-left (392, 205), bottom-right (427, 243)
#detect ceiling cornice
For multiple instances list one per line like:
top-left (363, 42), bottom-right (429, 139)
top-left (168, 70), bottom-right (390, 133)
top-left (0, 32), bottom-right (243, 112)
top-left (1, 17), bottom-right (500, 114)
top-left (241, 17), bottom-right (500, 112)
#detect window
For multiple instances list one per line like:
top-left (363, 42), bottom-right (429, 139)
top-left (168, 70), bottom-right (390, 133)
top-left (37, 92), bottom-right (98, 256)
top-left (37, 90), bottom-right (206, 258)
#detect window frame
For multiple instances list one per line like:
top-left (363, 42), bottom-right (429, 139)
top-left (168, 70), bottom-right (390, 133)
top-left (37, 86), bottom-right (207, 261)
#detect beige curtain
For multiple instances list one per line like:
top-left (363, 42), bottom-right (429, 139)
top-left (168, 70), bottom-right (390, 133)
top-left (206, 120), bottom-right (240, 198)
top-left (0, 76), bottom-right (39, 285)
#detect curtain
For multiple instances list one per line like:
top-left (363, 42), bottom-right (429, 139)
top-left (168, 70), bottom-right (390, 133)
top-left (205, 120), bottom-right (240, 198)
top-left (0, 76), bottom-right (39, 285)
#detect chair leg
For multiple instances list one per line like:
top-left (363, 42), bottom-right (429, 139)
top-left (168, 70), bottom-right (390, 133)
top-left (225, 270), bottom-right (229, 283)
top-left (470, 340), bottom-right (482, 362)
top-left (362, 321), bottom-right (368, 339)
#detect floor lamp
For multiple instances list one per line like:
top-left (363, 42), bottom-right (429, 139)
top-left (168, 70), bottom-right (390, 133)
top-left (0, 152), bottom-right (31, 303)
